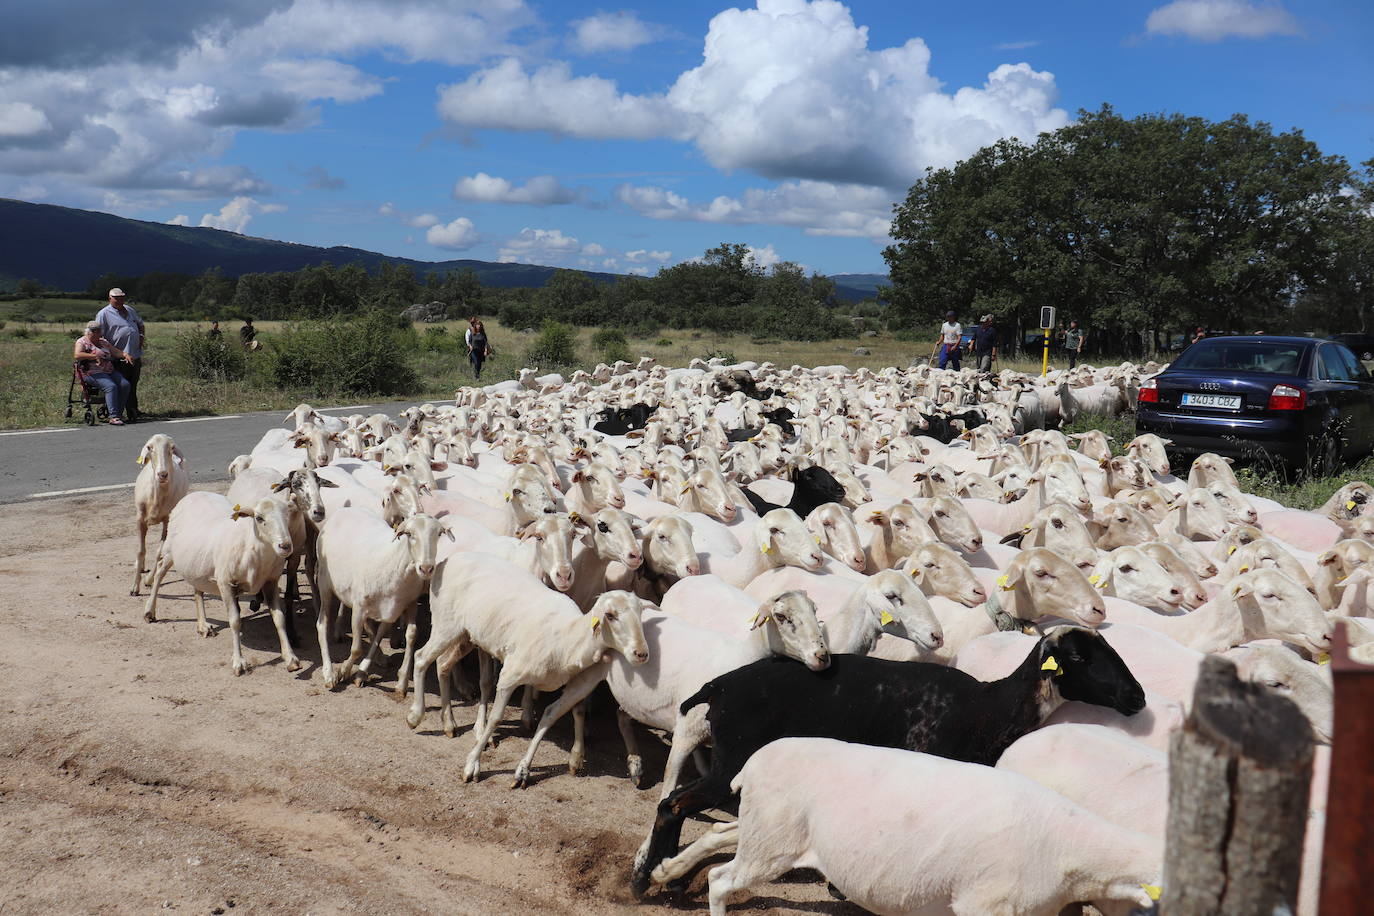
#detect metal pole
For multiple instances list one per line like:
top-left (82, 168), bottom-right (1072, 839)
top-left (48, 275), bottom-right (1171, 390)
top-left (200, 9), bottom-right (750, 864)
top-left (1041, 327), bottom-right (1049, 377)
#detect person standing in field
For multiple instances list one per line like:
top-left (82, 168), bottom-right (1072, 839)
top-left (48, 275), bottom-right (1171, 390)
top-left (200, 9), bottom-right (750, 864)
top-left (1064, 318), bottom-right (1086, 369)
top-left (968, 313), bottom-right (998, 373)
top-left (465, 316), bottom-right (492, 379)
top-left (240, 317), bottom-right (256, 349)
top-left (207, 320), bottom-right (222, 340)
top-left (95, 288), bottom-right (145, 422)
top-left (932, 310), bottom-right (962, 370)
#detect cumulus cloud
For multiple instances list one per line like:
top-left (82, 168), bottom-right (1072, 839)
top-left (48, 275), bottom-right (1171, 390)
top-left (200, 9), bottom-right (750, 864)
top-left (198, 196), bottom-right (285, 233)
top-left (616, 178), bottom-right (894, 241)
top-left (304, 164), bottom-right (346, 190)
top-left (379, 202), bottom-right (439, 227)
top-left (0, 102), bottom-right (53, 138)
top-left (167, 214), bottom-right (191, 225)
top-left (437, 0), bottom-right (1068, 190)
top-left (569, 11), bottom-right (660, 54)
top-left (427, 216), bottom-right (480, 250)
top-left (497, 226), bottom-right (582, 263)
top-left (452, 172), bottom-right (579, 205)
top-left (0, 0), bottom-right (527, 208)
top-left (1145, 0), bottom-right (1300, 41)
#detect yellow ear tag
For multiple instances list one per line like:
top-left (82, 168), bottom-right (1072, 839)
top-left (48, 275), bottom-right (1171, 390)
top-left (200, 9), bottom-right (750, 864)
top-left (1041, 656), bottom-right (1060, 673)
top-left (503, 492), bottom-right (512, 502)
top-left (760, 543), bottom-right (772, 555)
top-left (1348, 500), bottom-right (1358, 511)
top-left (589, 616), bottom-right (600, 631)
top-left (1238, 564), bottom-right (1249, 573)
top-left (1227, 545), bottom-right (1238, 555)
top-left (813, 535), bottom-right (822, 544)
top-left (1141, 885), bottom-right (1162, 902)
top-left (1318, 653), bottom-right (1331, 665)
top-left (136, 454), bottom-right (146, 465)
top-left (879, 609), bottom-right (895, 626)
top-left (997, 574), bottom-right (1014, 591)
top-left (1088, 573), bottom-right (1101, 586)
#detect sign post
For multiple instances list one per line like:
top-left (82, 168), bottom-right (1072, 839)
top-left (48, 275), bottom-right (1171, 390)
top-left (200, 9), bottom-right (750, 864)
top-left (1039, 306), bottom-right (1056, 378)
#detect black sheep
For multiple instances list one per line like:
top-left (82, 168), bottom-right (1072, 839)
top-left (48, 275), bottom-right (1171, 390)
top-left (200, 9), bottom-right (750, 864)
top-left (741, 464), bottom-right (844, 519)
top-left (630, 626), bottom-right (1145, 894)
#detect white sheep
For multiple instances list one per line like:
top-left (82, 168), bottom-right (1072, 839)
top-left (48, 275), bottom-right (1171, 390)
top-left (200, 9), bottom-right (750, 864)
top-left (701, 738), bottom-right (1160, 916)
top-left (407, 554), bottom-right (649, 787)
top-left (142, 493), bottom-right (297, 676)
top-left (314, 509), bottom-right (451, 691)
top-left (131, 434), bottom-right (189, 596)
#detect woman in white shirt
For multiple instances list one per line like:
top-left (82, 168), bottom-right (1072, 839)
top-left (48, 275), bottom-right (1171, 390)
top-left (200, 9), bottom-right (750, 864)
top-left (932, 310), bottom-right (962, 370)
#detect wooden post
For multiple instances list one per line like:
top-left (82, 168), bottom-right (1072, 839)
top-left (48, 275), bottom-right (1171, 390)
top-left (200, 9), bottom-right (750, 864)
top-left (1318, 620), bottom-right (1374, 912)
top-left (1161, 655), bottom-right (1313, 915)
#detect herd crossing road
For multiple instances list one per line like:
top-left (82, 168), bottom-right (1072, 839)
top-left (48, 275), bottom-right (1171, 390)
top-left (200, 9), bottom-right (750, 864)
top-left (0, 399), bottom-right (433, 505)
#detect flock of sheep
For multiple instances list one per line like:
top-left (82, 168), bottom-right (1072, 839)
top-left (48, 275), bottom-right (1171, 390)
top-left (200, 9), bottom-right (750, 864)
top-left (122, 353), bottom-right (1370, 915)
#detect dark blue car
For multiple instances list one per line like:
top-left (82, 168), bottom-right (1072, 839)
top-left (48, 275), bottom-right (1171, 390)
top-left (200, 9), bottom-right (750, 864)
top-left (1134, 335), bottom-right (1374, 475)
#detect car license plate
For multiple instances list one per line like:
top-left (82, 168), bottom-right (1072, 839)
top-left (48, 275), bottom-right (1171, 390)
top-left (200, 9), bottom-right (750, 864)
top-left (1181, 392), bottom-right (1242, 410)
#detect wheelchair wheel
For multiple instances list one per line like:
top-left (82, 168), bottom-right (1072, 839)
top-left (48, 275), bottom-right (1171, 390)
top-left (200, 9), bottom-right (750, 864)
top-left (64, 406), bottom-right (73, 419)
top-left (84, 408), bottom-right (95, 426)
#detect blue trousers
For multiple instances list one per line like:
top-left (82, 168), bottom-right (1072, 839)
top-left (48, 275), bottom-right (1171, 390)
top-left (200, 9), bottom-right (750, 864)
top-left (85, 371), bottom-right (129, 418)
top-left (938, 344), bottom-right (961, 370)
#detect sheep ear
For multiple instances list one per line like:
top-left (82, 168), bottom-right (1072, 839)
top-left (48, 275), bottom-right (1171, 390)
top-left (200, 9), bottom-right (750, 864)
top-left (442, 526), bottom-right (456, 542)
top-left (430, 460), bottom-right (447, 471)
top-left (516, 523), bottom-right (537, 540)
top-left (136, 447), bottom-right (148, 465)
top-left (317, 476), bottom-right (340, 488)
top-left (270, 480), bottom-right (290, 492)
top-left (1317, 550), bottom-right (1339, 567)
top-left (1230, 579), bottom-right (1253, 600)
top-left (230, 504), bottom-right (252, 520)
top-left (571, 470), bottom-right (586, 483)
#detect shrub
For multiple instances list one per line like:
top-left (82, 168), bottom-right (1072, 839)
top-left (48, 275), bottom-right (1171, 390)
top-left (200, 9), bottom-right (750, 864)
top-left (702, 347), bottom-right (736, 363)
top-left (267, 310), bottom-right (418, 396)
top-left (1060, 413), bottom-right (1137, 452)
top-left (656, 338), bottom-right (672, 347)
top-left (591, 327), bottom-right (633, 364)
top-left (524, 320), bottom-right (579, 370)
top-left (172, 330), bottom-right (246, 381)
top-left (420, 325), bottom-right (462, 354)
top-left (11, 326), bottom-right (31, 339)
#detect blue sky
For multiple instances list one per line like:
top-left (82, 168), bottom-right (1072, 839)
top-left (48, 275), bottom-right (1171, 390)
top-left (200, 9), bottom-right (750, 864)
top-left (1, 1), bottom-right (1369, 278)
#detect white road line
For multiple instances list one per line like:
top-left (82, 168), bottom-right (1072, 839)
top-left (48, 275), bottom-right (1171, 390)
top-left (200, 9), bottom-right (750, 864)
top-left (317, 404), bottom-right (372, 412)
top-left (29, 482), bottom-right (136, 499)
top-left (0, 427), bottom-right (79, 438)
top-left (167, 415), bottom-right (242, 424)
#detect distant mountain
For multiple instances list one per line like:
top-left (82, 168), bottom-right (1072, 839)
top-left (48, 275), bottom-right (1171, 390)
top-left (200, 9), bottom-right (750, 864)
top-left (0, 198), bottom-right (887, 299)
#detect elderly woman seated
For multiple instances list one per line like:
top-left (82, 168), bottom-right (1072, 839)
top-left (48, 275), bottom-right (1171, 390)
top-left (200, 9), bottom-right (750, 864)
top-left (74, 320), bottom-right (134, 425)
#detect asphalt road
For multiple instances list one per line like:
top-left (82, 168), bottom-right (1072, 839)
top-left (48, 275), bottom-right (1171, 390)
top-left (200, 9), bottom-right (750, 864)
top-left (0, 398), bottom-right (437, 505)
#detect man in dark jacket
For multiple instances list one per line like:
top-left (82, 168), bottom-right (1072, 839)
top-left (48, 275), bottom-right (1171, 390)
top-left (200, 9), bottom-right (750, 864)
top-left (969, 314), bottom-right (998, 372)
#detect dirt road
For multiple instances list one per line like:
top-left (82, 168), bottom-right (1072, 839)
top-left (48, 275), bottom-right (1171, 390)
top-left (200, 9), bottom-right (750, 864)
top-left (0, 491), bottom-right (851, 915)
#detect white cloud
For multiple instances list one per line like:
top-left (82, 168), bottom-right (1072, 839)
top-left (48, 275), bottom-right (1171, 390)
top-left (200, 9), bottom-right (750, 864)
top-left (198, 196), bottom-right (285, 233)
top-left (624, 248), bottom-right (672, 263)
top-left (379, 202), bottom-right (440, 228)
top-left (996, 40), bottom-right (1041, 50)
top-left (452, 172), bottom-right (579, 205)
top-left (167, 214), bottom-right (190, 225)
top-left (616, 178), bottom-right (894, 242)
top-left (745, 244), bottom-right (783, 271)
top-left (581, 242), bottom-right (606, 256)
top-left (0, 101), bottom-right (52, 137)
top-left (569, 11), bottom-right (659, 54)
top-left (497, 226), bottom-right (582, 263)
top-left (1145, 0), bottom-right (1299, 41)
top-left (437, 0), bottom-right (1068, 190)
top-left (427, 216), bottom-right (480, 250)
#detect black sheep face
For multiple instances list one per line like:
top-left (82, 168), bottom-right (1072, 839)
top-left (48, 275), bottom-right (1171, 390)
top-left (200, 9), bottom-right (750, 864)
top-left (1041, 628), bottom-right (1145, 716)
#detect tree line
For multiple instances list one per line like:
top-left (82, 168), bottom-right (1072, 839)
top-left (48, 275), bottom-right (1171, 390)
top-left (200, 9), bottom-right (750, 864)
top-left (883, 105), bottom-right (1374, 350)
top-left (80, 243), bottom-right (856, 341)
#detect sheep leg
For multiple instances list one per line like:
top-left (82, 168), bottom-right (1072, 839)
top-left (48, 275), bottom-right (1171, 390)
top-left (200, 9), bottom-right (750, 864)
top-left (220, 586), bottom-right (248, 676)
top-left (435, 639), bottom-right (469, 737)
top-left (569, 701), bottom-right (588, 776)
top-left (192, 591), bottom-right (209, 637)
top-left (616, 707), bottom-right (645, 788)
top-left (354, 614), bottom-right (395, 684)
top-left (706, 856), bottom-right (778, 916)
top-left (509, 665), bottom-right (607, 789)
top-left (474, 650), bottom-right (494, 737)
top-left (393, 607), bottom-right (418, 701)
top-left (263, 580), bottom-right (301, 672)
top-left (658, 715), bottom-right (707, 802)
top-left (131, 517), bottom-right (149, 596)
top-left (653, 821), bottom-right (740, 888)
top-left (632, 772), bottom-right (735, 897)
top-left (316, 588), bottom-right (337, 688)
top-left (142, 549), bottom-right (173, 623)
top-left (281, 554), bottom-right (302, 649)
top-left (461, 681), bottom-right (518, 784)
top-left (451, 660), bottom-right (478, 701)
top-left (335, 606), bottom-right (372, 684)
top-left (521, 686), bottom-right (539, 733)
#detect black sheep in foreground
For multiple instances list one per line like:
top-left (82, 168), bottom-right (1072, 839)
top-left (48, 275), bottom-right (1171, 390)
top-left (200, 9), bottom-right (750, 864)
top-left (740, 465), bottom-right (844, 519)
top-left (630, 626), bottom-right (1145, 895)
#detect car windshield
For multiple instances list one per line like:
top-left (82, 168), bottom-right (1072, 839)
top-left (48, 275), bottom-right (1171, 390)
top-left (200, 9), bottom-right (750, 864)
top-left (1172, 340), bottom-right (1307, 375)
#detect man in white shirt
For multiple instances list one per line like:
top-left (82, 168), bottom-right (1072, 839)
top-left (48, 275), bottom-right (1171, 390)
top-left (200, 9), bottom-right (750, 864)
top-left (932, 310), bottom-right (962, 370)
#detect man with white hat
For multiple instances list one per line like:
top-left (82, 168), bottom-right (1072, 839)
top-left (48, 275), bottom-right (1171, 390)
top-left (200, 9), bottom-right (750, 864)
top-left (968, 313), bottom-right (998, 373)
top-left (95, 288), bottom-right (145, 422)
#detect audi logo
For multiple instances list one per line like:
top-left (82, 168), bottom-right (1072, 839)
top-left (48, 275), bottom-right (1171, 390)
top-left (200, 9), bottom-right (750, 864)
top-left (1199, 382), bottom-right (1222, 390)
